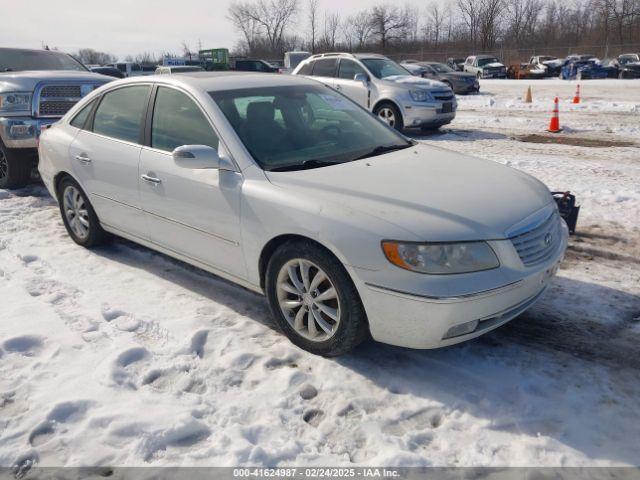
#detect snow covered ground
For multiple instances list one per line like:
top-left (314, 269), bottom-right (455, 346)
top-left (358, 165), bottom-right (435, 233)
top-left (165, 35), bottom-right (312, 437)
top-left (1, 80), bottom-right (639, 470)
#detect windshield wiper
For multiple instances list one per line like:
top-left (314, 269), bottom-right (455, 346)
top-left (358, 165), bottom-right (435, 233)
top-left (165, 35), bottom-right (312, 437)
top-left (354, 143), bottom-right (412, 161)
top-left (267, 159), bottom-right (342, 172)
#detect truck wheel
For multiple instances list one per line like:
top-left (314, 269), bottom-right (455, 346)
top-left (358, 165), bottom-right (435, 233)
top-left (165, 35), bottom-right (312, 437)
top-left (0, 140), bottom-right (31, 189)
top-left (374, 102), bottom-right (404, 131)
top-left (265, 240), bottom-right (369, 357)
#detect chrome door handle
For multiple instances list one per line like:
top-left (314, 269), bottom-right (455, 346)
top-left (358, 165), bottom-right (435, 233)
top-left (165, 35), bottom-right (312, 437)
top-left (141, 174), bottom-right (162, 185)
top-left (75, 154), bottom-right (91, 165)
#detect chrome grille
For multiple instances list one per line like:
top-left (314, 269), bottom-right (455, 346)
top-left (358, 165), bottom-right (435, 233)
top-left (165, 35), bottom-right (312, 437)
top-left (510, 211), bottom-right (562, 267)
top-left (39, 100), bottom-right (79, 116)
top-left (434, 93), bottom-right (455, 101)
top-left (35, 83), bottom-right (100, 118)
top-left (40, 85), bottom-right (82, 98)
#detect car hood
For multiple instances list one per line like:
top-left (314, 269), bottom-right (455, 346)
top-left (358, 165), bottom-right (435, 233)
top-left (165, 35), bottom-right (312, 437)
top-left (483, 62), bottom-right (505, 68)
top-left (382, 75), bottom-right (449, 90)
top-left (0, 70), bottom-right (112, 92)
top-left (265, 144), bottom-right (552, 241)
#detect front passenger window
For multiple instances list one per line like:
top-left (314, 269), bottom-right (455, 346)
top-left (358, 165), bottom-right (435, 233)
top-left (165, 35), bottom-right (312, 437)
top-left (338, 60), bottom-right (366, 80)
top-left (151, 87), bottom-right (219, 152)
top-left (93, 86), bottom-right (150, 143)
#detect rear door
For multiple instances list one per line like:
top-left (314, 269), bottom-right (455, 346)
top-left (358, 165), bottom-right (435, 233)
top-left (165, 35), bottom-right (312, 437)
top-left (333, 59), bottom-right (369, 108)
top-left (309, 57), bottom-right (338, 88)
top-left (69, 84), bottom-right (151, 238)
top-left (138, 85), bottom-right (245, 277)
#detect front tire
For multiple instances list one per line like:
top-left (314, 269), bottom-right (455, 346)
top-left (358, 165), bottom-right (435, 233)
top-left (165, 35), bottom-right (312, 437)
top-left (374, 102), bottom-right (404, 131)
top-left (0, 140), bottom-right (31, 189)
top-left (57, 177), bottom-right (108, 247)
top-left (265, 241), bottom-right (369, 356)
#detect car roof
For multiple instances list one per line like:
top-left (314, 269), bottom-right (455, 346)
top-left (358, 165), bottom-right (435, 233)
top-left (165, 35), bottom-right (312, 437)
top-left (109, 71), bottom-right (319, 91)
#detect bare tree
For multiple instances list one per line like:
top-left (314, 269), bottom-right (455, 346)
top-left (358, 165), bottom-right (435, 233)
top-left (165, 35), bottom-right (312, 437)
top-left (227, 0), bottom-right (299, 54)
top-left (344, 11), bottom-right (374, 49)
top-left (308, 0), bottom-right (319, 52)
top-left (370, 4), bottom-right (411, 50)
top-left (424, 1), bottom-right (451, 45)
top-left (505, 0), bottom-right (542, 47)
top-left (321, 11), bottom-right (340, 50)
top-left (478, 0), bottom-right (504, 50)
top-left (75, 48), bottom-right (116, 65)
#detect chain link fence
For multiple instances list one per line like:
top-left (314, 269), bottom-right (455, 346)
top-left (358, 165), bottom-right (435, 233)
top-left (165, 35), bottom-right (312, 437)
top-left (385, 43), bottom-right (640, 64)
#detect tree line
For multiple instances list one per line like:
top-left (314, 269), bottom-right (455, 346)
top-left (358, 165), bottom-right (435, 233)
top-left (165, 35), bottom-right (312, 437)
top-left (227, 0), bottom-right (640, 61)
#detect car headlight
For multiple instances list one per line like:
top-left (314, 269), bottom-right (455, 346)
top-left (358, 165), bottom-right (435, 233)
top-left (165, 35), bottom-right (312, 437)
top-left (382, 241), bottom-right (500, 274)
top-left (0, 93), bottom-right (32, 113)
top-left (409, 89), bottom-right (432, 102)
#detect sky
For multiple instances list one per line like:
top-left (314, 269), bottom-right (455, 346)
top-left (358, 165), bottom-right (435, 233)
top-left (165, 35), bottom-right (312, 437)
top-left (1, 0), bottom-right (420, 60)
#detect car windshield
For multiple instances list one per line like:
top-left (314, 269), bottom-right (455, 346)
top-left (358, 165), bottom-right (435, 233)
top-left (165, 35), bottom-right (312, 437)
top-left (0, 49), bottom-right (87, 72)
top-left (430, 63), bottom-right (453, 73)
top-left (477, 57), bottom-right (499, 67)
top-left (620, 55), bottom-right (639, 64)
top-left (210, 85), bottom-right (412, 171)
top-left (360, 58), bottom-right (410, 79)
top-left (539, 56), bottom-right (556, 62)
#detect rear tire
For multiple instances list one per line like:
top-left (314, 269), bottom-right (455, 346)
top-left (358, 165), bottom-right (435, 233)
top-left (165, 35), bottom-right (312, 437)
top-left (0, 140), bottom-right (31, 189)
top-left (57, 177), bottom-right (108, 247)
top-left (265, 240), bottom-right (369, 356)
top-left (373, 102), bottom-right (404, 132)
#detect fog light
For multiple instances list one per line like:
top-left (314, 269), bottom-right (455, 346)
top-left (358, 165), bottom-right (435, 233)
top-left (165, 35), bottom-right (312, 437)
top-left (443, 319), bottom-right (479, 339)
top-left (10, 124), bottom-right (33, 137)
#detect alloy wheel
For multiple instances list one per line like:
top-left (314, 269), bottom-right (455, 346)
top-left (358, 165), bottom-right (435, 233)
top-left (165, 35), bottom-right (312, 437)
top-left (276, 259), bottom-right (341, 342)
top-left (62, 185), bottom-right (90, 240)
top-left (377, 107), bottom-right (396, 128)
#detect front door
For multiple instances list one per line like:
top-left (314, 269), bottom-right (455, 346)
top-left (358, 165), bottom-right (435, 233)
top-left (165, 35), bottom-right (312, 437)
top-left (68, 84), bottom-right (151, 238)
top-left (333, 59), bottom-right (369, 108)
top-left (139, 86), bottom-right (245, 278)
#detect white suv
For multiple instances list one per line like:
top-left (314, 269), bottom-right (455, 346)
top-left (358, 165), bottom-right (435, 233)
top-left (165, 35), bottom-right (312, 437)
top-left (293, 53), bottom-right (457, 131)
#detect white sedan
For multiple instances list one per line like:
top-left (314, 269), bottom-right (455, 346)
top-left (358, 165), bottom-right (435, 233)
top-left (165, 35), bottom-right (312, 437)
top-left (38, 72), bottom-right (568, 356)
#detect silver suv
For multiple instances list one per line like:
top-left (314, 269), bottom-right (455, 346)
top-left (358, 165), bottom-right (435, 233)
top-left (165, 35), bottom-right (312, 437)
top-left (0, 48), bottom-right (111, 188)
top-left (293, 53), bottom-right (457, 131)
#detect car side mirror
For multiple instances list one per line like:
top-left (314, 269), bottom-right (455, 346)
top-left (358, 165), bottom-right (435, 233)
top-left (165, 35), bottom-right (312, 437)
top-left (354, 73), bottom-right (368, 85)
top-left (172, 145), bottom-right (235, 171)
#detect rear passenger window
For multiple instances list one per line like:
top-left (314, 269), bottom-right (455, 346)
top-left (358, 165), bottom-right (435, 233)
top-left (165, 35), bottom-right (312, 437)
top-left (151, 87), bottom-right (219, 152)
top-left (312, 58), bottom-right (337, 77)
top-left (70, 99), bottom-right (97, 129)
top-left (297, 61), bottom-right (313, 75)
top-left (93, 85), bottom-right (149, 143)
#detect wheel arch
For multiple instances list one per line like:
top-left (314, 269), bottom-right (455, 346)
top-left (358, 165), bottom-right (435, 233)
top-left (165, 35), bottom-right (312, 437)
top-left (372, 98), bottom-right (401, 115)
top-left (258, 233), bottom-right (347, 291)
top-left (53, 171), bottom-right (82, 199)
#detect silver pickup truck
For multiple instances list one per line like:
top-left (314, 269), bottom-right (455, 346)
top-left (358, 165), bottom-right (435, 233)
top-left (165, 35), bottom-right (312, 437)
top-left (1, 48), bottom-right (112, 188)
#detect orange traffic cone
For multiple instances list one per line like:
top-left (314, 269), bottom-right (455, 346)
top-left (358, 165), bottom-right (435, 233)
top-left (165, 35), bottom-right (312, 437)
top-left (524, 86), bottom-right (533, 103)
top-left (548, 97), bottom-right (562, 133)
top-left (572, 84), bottom-right (581, 104)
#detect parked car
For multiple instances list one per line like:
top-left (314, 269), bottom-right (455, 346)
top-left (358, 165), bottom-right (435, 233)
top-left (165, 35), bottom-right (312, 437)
top-left (155, 65), bottom-right (205, 75)
top-left (90, 66), bottom-right (125, 79)
top-left (233, 59), bottom-right (279, 73)
top-left (0, 47), bottom-right (112, 188)
top-left (38, 72), bottom-right (567, 356)
top-left (464, 55), bottom-right (507, 79)
top-left (507, 62), bottom-right (547, 79)
top-left (293, 53), bottom-right (457, 131)
top-left (528, 56), bottom-right (563, 77)
top-left (401, 61), bottom-right (479, 94)
top-left (560, 57), bottom-right (609, 80)
top-left (105, 62), bottom-right (157, 77)
top-left (607, 54), bottom-right (640, 79)
top-left (447, 57), bottom-right (466, 71)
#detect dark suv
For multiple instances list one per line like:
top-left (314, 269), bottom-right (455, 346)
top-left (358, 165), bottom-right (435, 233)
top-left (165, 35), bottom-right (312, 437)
top-left (233, 59), bottom-right (279, 73)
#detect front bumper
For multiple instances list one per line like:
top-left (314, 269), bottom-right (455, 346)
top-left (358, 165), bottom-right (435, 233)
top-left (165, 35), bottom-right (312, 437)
top-left (0, 116), bottom-right (57, 148)
top-left (351, 221), bottom-right (568, 349)
top-left (401, 101), bottom-right (457, 128)
top-left (453, 81), bottom-right (480, 94)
